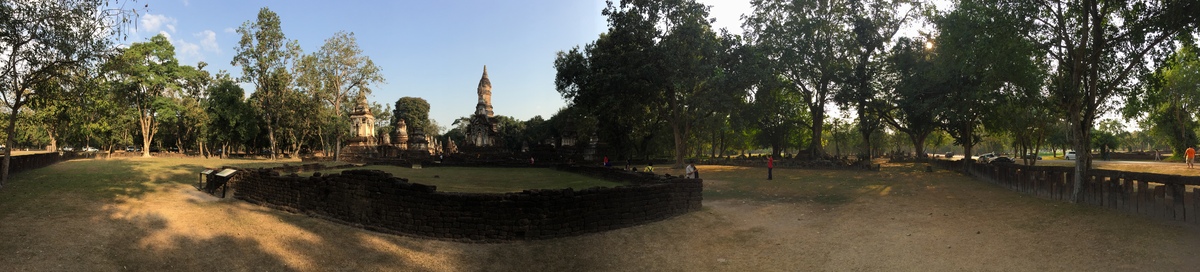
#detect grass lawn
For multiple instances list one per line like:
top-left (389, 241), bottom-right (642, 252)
top-left (1, 157), bottom-right (1198, 271)
top-left (0, 157), bottom-right (323, 218)
top-left (328, 165), bottom-right (622, 193)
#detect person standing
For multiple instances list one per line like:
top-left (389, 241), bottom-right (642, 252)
top-left (767, 155), bottom-right (774, 180)
top-left (685, 162), bottom-right (697, 179)
top-left (1187, 147), bottom-right (1196, 169)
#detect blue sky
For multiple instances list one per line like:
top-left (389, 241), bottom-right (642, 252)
top-left (130, 0), bottom-right (753, 132)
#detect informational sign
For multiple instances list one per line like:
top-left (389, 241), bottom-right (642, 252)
top-left (216, 169), bottom-right (238, 177)
top-left (201, 169), bottom-right (215, 175)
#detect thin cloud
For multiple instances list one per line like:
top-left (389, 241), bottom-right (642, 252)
top-left (195, 30), bottom-right (220, 54)
top-left (175, 38), bottom-right (203, 63)
top-left (140, 14), bottom-right (178, 34)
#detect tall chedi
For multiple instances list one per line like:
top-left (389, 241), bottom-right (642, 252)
top-left (476, 65), bottom-right (493, 117)
top-left (466, 65), bottom-right (499, 147)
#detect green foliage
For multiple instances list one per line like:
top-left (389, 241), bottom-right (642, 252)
top-left (392, 97), bottom-right (431, 136)
top-left (232, 7), bottom-right (302, 159)
top-left (744, 0), bottom-right (854, 158)
top-left (930, 0), bottom-right (1041, 161)
top-left (881, 37), bottom-right (941, 157)
top-left (205, 78), bottom-right (258, 155)
top-left (554, 0), bottom-right (737, 163)
top-left (1127, 45), bottom-right (1200, 156)
top-left (106, 33), bottom-right (182, 157)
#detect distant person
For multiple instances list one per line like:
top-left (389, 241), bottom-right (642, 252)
top-left (603, 156), bottom-right (611, 167)
top-left (1187, 147), bottom-right (1196, 169)
top-left (530, 157), bottom-right (535, 165)
top-left (646, 162), bottom-right (655, 173)
top-left (685, 162), bottom-right (697, 179)
top-left (767, 155), bottom-right (774, 180)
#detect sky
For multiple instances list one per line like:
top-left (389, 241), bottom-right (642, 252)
top-left (132, 0), bottom-right (1008, 133)
top-left (128, 0), bottom-right (756, 133)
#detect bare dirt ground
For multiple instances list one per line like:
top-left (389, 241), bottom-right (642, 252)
top-left (1, 158), bottom-right (1197, 271)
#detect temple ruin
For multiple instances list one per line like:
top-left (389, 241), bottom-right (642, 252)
top-left (465, 66), bottom-right (500, 148)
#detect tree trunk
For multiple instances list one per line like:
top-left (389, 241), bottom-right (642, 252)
top-left (909, 132), bottom-right (928, 158)
top-left (267, 118), bottom-right (278, 160)
top-left (672, 122), bottom-right (685, 168)
top-left (140, 114), bottom-right (154, 158)
top-left (334, 135), bottom-right (341, 162)
top-left (317, 125), bottom-right (327, 160)
top-left (809, 105), bottom-right (825, 159)
top-left (719, 132), bottom-right (726, 159)
top-left (710, 129), bottom-right (717, 158)
top-left (1, 106), bottom-right (19, 187)
top-left (961, 123), bottom-right (975, 173)
top-left (1070, 116), bottom-right (1095, 203)
top-left (47, 130), bottom-right (57, 152)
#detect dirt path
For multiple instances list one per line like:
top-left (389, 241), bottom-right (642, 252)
top-left (1, 160), bottom-right (1197, 271)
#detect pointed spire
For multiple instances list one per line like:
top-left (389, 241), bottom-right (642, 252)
top-left (477, 65), bottom-right (492, 90)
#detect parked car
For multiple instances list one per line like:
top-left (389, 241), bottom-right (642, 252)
top-left (61, 146), bottom-right (75, 152)
top-left (978, 153), bottom-right (997, 163)
top-left (81, 146), bottom-right (99, 152)
top-left (1065, 151), bottom-right (1077, 160)
top-left (1023, 153), bottom-right (1043, 160)
top-left (990, 156), bottom-right (1016, 164)
top-left (945, 152), bottom-right (955, 158)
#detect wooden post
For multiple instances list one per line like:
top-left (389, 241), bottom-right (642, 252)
top-left (1193, 187), bottom-right (1200, 224)
top-left (1171, 183), bottom-right (1185, 221)
top-left (1138, 180), bottom-right (1149, 215)
top-left (1153, 185), bottom-right (1167, 219)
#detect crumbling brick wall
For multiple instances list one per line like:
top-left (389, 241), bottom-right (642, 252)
top-left (231, 167), bottom-right (703, 242)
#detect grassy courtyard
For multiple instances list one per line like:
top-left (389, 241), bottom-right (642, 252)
top-left (320, 165), bottom-right (621, 193)
top-left (0, 157), bottom-right (1197, 271)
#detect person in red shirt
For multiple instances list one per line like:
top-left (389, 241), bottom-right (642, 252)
top-left (1187, 147), bottom-right (1195, 169)
top-left (767, 155), bottom-right (774, 180)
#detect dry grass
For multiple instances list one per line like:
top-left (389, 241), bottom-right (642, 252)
top-left (328, 165), bottom-right (621, 193)
top-left (0, 158), bottom-right (1197, 271)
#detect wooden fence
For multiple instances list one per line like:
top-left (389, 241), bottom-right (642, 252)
top-left (932, 159), bottom-right (1199, 224)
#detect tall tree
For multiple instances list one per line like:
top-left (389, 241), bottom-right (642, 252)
top-left (932, 0), bottom-right (1041, 169)
top-left (744, 0), bottom-right (852, 159)
top-left (881, 37), bottom-right (940, 158)
top-left (1017, 0), bottom-right (1200, 201)
top-left (106, 34), bottom-right (180, 157)
top-left (205, 76), bottom-right (256, 158)
top-left (175, 63), bottom-right (212, 156)
top-left (555, 0), bottom-right (735, 165)
top-left (656, 1), bottom-right (735, 167)
top-left (838, 0), bottom-right (922, 160)
top-left (392, 97), bottom-right (431, 136)
top-left (231, 7), bottom-right (300, 160)
top-left (554, 18), bottom-right (662, 159)
top-left (297, 31), bottom-right (383, 160)
top-left (1125, 44), bottom-right (1200, 157)
top-left (0, 0), bottom-right (136, 185)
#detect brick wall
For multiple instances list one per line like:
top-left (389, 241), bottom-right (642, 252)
top-left (5, 152), bottom-right (83, 174)
top-left (229, 166), bottom-right (703, 242)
